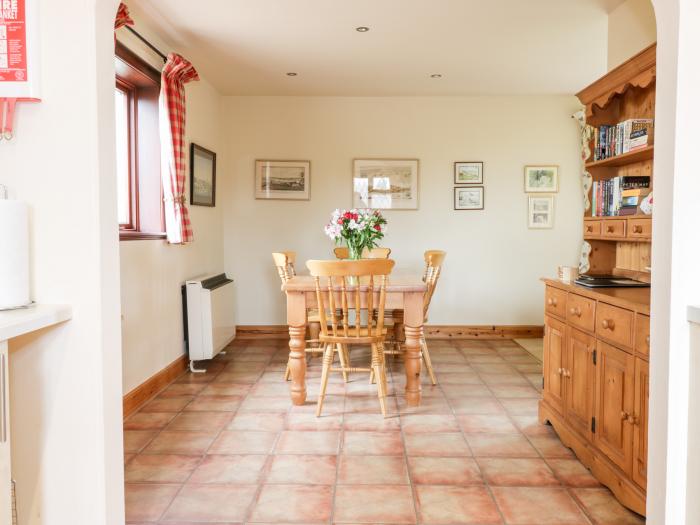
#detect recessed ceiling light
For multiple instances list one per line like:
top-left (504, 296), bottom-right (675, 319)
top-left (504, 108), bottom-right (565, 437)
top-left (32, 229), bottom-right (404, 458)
top-left (430, 74), bottom-right (442, 78)
top-left (286, 72), bottom-right (298, 76)
top-left (355, 26), bottom-right (370, 32)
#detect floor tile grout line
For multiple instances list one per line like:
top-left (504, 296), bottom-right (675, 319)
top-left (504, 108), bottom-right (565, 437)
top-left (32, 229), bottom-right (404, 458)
top-left (469, 341), bottom-right (596, 525)
top-left (150, 342), bottom-right (257, 522)
top-left (123, 338), bottom-right (637, 524)
top-left (451, 340), bottom-right (509, 525)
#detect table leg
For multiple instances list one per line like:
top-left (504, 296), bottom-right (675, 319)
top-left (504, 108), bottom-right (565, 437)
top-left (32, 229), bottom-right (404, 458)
top-left (403, 292), bottom-right (424, 406)
top-left (287, 291), bottom-right (307, 405)
top-left (392, 310), bottom-right (405, 346)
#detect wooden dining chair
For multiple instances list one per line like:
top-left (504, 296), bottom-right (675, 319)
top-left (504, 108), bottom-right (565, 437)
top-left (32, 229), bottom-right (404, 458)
top-left (307, 259), bottom-right (395, 417)
top-left (272, 252), bottom-right (323, 380)
top-left (372, 249), bottom-right (445, 386)
top-left (418, 250), bottom-right (446, 385)
top-left (333, 247), bottom-right (392, 259)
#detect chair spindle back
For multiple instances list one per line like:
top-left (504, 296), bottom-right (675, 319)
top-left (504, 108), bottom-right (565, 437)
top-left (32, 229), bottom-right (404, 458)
top-left (306, 259), bottom-right (395, 340)
top-left (272, 251), bottom-right (297, 285)
top-left (423, 250), bottom-right (446, 319)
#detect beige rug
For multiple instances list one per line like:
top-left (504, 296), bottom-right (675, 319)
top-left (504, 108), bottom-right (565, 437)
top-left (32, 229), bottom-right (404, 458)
top-left (514, 338), bottom-right (543, 363)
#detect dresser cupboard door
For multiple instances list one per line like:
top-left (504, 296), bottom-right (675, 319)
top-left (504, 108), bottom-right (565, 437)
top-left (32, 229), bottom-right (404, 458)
top-left (543, 316), bottom-right (566, 415)
top-left (594, 341), bottom-right (635, 473)
top-left (565, 327), bottom-right (595, 438)
top-left (632, 357), bottom-right (649, 489)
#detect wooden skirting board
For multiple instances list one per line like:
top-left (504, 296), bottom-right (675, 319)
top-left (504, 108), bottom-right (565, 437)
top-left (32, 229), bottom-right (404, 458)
top-left (123, 355), bottom-right (188, 419)
top-left (235, 324), bottom-right (544, 340)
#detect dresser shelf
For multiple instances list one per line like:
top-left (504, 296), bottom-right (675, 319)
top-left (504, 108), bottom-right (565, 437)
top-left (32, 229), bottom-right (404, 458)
top-left (585, 145), bottom-right (654, 168)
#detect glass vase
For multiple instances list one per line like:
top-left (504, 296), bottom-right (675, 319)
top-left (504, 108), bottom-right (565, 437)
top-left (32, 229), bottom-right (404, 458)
top-left (347, 242), bottom-right (363, 260)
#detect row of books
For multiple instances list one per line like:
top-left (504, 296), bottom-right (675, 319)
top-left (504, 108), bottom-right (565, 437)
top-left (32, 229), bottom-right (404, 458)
top-left (591, 176), bottom-right (650, 217)
top-left (593, 119), bottom-right (654, 161)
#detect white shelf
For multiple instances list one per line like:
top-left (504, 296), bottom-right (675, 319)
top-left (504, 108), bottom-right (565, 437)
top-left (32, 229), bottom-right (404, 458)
top-left (0, 304), bottom-right (72, 341)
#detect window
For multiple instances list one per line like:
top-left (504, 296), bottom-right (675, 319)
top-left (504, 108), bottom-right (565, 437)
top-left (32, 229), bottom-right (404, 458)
top-left (115, 41), bottom-right (165, 240)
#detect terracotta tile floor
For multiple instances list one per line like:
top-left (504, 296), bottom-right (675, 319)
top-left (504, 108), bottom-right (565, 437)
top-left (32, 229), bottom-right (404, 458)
top-left (124, 338), bottom-right (645, 524)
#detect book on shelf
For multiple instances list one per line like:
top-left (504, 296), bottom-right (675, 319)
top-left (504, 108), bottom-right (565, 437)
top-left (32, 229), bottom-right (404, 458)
top-left (591, 176), bottom-right (650, 217)
top-left (592, 119), bottom-right (654, 161)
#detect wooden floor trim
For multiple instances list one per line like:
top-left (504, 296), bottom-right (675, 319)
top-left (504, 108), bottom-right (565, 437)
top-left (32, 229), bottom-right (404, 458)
top-left (235, 324), bottom-right (544, 340)
top-left (123, 354), bottom-right (188, 419)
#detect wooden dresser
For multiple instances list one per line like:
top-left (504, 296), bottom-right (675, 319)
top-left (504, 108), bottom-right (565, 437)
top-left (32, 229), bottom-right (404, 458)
top-left (539, 44), bottom-right (656, 517)
top-left (539, 279), bottom-right (648, 515)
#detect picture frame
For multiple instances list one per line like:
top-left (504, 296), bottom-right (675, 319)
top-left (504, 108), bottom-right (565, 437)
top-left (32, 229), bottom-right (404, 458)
top-left (454, 161), bottom-right (483, 184)
top-left (190, 143), bottom-right (217, 207)
top-left (524, 165), bottom-right (559, 193)
top-left (528, 195), bottom-right (555, 229)
top-left (454, 186), bottom-right (484, 210)
top-left (352, 158), bottom-right (419, 210)
top-left (255, 160), bottom-right (311, 201)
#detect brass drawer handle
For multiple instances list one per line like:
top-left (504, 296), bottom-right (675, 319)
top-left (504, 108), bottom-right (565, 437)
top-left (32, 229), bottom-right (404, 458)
top-left (601, 319), bottom-right (615, 330)
top-left (547, 297), bottom-right (558, 307)
top-left (569, 307), bottom-right (582, 317)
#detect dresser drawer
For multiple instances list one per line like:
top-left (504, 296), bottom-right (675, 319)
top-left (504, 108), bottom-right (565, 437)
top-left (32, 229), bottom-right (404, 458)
top-left (545, 286), bottom-right (567, 318)
top-left (596, 302), bottom-right (634, 349)
top-left (584, 220), bottom-right (601, 238)
top-left (635, 314), bottom-right (650, 357)
top-left (601, 219), bottom-right (627, 239)
top-left (628, 218), bottom-right (652, 240)
top-left (566, 293), bottom-right (596, 332)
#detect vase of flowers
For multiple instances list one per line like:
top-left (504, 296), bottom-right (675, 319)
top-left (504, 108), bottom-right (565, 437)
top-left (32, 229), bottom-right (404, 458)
top-left (324, 208), bottom-right (387, 260)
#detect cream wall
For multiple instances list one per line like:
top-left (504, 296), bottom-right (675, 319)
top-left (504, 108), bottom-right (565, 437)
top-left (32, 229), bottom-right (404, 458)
top-left (117, 15), bottom-right (226, 394)
top-left (608, 0), bottom-right (656, 70)
top-left (222, 96), bottom-right (583, 327)
top-left (1, 0), bottom-right (125, 523)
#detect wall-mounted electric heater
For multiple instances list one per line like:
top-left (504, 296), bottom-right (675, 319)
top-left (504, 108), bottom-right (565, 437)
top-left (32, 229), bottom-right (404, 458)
top-left (182, 273), bottom-right (235, 372)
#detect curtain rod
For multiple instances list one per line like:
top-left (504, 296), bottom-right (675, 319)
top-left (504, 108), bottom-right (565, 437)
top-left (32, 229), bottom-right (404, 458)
top-left (124, 25), bottom-right (167, 62)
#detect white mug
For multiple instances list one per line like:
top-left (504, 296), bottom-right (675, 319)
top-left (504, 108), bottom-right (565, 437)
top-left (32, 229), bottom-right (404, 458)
top-left (558, 266), bottom-right (579, 283)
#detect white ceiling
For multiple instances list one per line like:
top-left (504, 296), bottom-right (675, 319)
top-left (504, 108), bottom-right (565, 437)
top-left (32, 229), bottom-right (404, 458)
top-left (132, 0), bottom-right (626, 96)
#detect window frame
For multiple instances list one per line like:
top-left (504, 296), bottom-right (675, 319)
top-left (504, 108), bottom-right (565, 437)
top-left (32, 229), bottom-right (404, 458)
top-left (115, 41), bottom-right (166, 241)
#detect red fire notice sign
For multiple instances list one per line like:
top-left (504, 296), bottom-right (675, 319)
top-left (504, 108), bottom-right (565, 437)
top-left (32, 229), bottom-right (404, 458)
top-left (0, 0), bottom-right (27, 82)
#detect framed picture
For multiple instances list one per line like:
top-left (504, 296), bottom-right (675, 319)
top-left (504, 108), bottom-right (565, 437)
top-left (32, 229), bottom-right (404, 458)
top-left (190, 143), bottom-right (217, 206)
top-left (528, 195), bottom-right (554, 228)
top-left (255, 160), bottom-right (311, 200)
top-left (524, 165), bottom-right (559, 193)
top-left (454, 161), bottom-right (483, 184)
top-left (353, 158), bottom-right (419, 210)
top-left (454, 186), bottom-right (484, 210)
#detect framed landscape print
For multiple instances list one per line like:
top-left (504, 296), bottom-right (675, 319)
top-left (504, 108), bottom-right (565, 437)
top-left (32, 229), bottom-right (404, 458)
top-left (528, 195), bottom-right (554, 228)
top-left (190, 143), bottom-right (217, 206)
top-left (454, 161), bottom-right (483, 184)
top-left (454, 186), bottom-right (484, 210)
top-left (255, 160), bottom-right (311, 200)
top-left (524, 165), bottom-right (558, 193)
top-left (352, 158), bottom-right (419, 210)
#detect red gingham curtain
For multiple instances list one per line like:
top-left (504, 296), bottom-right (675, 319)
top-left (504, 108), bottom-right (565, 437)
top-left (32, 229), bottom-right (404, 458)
top-left (159, 53), bottom-right (199, 244)
top-left (114, 3), bottom-right (134, 31)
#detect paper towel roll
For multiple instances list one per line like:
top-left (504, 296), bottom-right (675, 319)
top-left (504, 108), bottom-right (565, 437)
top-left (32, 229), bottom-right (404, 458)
top-left (0, 200), bottom-right (30, 309)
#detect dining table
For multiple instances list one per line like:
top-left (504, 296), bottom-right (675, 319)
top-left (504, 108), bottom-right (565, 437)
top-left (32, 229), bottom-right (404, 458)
top-left (282, 274), bottom-right (428, 407)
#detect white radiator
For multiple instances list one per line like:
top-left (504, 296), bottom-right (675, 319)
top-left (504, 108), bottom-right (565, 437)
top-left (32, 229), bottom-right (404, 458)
top-left (183, 273), bottom-right (236, 372)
